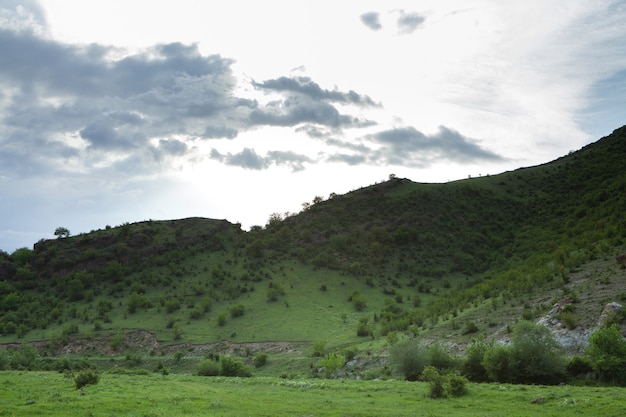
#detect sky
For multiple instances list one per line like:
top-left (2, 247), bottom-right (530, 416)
top-left (1, 0), bottom-right (625, 253)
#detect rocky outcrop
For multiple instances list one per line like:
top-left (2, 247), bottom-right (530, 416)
top-left (597, 302), bottom-right (623, 327)
top-left (537, 301), bottom-right (623, 353)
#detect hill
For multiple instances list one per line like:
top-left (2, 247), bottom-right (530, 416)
top-left (1, 125), bottom-right (625, 375)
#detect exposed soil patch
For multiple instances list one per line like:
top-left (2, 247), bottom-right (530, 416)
top-left (1, 330), bottom-right (307, 358)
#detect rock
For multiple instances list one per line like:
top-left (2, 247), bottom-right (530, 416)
top-left (597, 302), bottom-right (623, 327)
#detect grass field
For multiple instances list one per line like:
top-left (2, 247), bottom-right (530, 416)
top-left (1, 371), bottom-right (624, 416)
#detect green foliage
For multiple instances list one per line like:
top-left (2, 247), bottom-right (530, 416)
top-left (74, 368), bottom-right (100, 389)
top-left (389, 337), bottom-right (429, 381)
top-left (267, 281), bottom-right (286, 302)
top-left (253, 352), bottom-right (268, 368)
top-left (9, 344), bottom-right (39, 370)
top-left (197, 359), bottom-right (220, 376)
top-left (585, 325), bottom-right (626, 385)
top-left (509, 321), bottom-right (565, 384)
top-left (428, 343), bottom-right (455, 371)
top-left (482, 344), bottom-right (513, 383)
top-left (229, 304), bottom-right (245, 318)
top-left (421, 366), bottom-right (446, 398)
top-left (219, 356), bottom-right (252, 377)
top-left (109, 333), bottom-right (125, 352)
top-left (217, 313), bottom-right (227, 326)
top-left (54, 227), bottom-right (71, 239)
top-left (566, 356), bottom-right (593, 378)
top-left (462, 338), bottom-right (491, 382)
top-left (483, 321), bottom-right (565, 384)
top-left (350, 291), bottom-right (367, 311)
top-left (312, 340), bottom-right (326, 357)
top-left (320, 352), bottom-right (345, 377)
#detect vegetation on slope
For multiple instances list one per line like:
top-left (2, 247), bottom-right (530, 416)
top-left (0, 125), bottom-right (625, 384)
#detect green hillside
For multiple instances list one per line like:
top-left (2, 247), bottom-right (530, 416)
top-left (1, 125), bottom-right (625, 378)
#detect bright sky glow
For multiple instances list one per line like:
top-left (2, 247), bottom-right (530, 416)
top-left (1, 0), bottom-right (625, 252)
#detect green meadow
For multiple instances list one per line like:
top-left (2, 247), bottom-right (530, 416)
top-left (1, 371), bottom-right (625, 417)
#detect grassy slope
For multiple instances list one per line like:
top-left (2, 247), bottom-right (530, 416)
top-left (1, 125), bottom-right (625, 357)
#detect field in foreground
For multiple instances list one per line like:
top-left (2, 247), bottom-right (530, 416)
top-left (1, 372), bottom-right (624, 417)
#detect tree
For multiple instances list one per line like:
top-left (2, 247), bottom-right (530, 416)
top-left (54, 227), bottom-right (70, 238)
top-left (482, 321), bottom-right (565, 384)
top-left (585, 325), bottom-right (626, 385)
top-left (389, 337), bottom-right (429, 381)
top-left (509, 321), bottom-right (565, 384)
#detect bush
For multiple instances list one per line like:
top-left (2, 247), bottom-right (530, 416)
top-left (421, 366), bottom-right (468, 398)
top-left (446, 375), bottom-right (469, 397)
top-left (428, 344), bottom-right (455, 370)
top-left (220, 356), bottom-right (252, 377)
top-left (482, 344), bottom-right (512, 383)
top-left (254, 353), bottom-right (268, 368)
top-left (320, 352), bottom-right (345, 378)
top-left (229, 304), bottom-right (245, 318)
top-left (197, 359), bottom-right (220, 376)
top-left (312, 340), bottom-right (326, 357)
top-left (389, 337), bottom-right (429, 381)
top-left (421, 366), bottom-right (445, 398)
top-left (566, 355), bottom-right (593, 378)
top-left (9, 344), bottom-right (39, 370)
top-left (74, 369), bottom-right (100, 389)
top-left (217, 313), bottom-right (227, 326)
top-left (462, 338), bottom-right (491, 382)
top-left (585, 324), bottom-right (626, 385)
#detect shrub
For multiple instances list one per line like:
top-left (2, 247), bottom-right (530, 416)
top-left (421, 366), bottom-right (445, 398)
top-left (585, 324), bottom-right (626, 385)
top-left (312, 340), bottom-right (326, 357)
top-left (566, 355), bottom-right (593, 378)
top-left (197, 359), bottom-right (220, 376)
top-left (9, 344), bottom-right (39, 370)
top-left (220, 356), bottom-right (252, 377)
top-left (389, 337), bottom-right (429, 381)
top-left (482, 344), bottom-right (512, 383)
top-left (462, 321), bottom-right (479, 335)
top-left (74, 369), bottom-right (100, 389)
top-left (229, 304), bottom-right (245, 318)
top-left (351, 293), bottom-right (367, 311)
top-left (446, 375), bottom-right (469, 397)
top-left (217, 313), bottom-right (227, 326)
top-left (320, 352), bottom-right (345, 377)
top-left (462, 338), bottom-right (491, 382)
top-left (253, 352), bottom-right (268, 368)
top-left (428, 344), bottom-right (455, 371)
top-left (109, 333), bottom-right (125, 352)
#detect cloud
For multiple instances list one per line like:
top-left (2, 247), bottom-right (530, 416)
top-left (253, 76), bottom-right (379, 107)
top-left (0, 14), bottom-right (385, 182)
top-left (397, 11), bottom-right (425, 34)
top-left (249, 98), bottom-right (371, 129)
top-left (369, 126), bottom-right (502, 165)
top-left (210, 148), bottom-right (312, 171)
top-left (360, 12), bottom-right (382, 31)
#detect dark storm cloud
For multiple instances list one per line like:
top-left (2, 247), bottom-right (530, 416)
top-left (397, 11), bottom-right (425, 34)
top-left (209, 148), bottom-right (312, 171)
top-left (360, 12), bottom-right (382, 31)
top-left (253, 76), bottom-right (379, 107)
top-left (369, 126), bottom-right (502, 165)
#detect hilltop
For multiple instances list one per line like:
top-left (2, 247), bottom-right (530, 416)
top-left (1, 125), bottom-right (625, 376)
